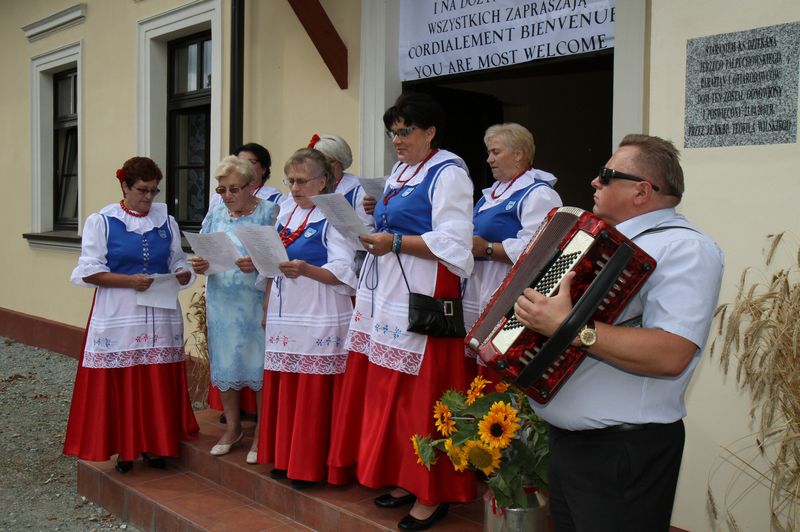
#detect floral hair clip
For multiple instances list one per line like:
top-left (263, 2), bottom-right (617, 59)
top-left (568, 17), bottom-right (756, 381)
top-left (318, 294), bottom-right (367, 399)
top-left (307, 134), bottom-right (321, 149)
top-left (115, 168), bottom-right (126, 182)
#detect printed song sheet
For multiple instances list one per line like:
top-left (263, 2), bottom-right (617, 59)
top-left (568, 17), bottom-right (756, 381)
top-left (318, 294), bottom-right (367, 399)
top-left (183, 231), bottom-right (240, 274)
top-left (358, 177), bottom-right (387, 200)
top-left (136, 273), bottom-right (179, 309)
top-left (310, 193), bottom-right (371, 240)
top-left (233, 226), bottom-right (288, 278)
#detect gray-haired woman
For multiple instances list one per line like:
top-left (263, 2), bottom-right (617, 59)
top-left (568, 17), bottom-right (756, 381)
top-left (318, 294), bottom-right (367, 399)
top-left (191, 155), bottom-right (279, 464)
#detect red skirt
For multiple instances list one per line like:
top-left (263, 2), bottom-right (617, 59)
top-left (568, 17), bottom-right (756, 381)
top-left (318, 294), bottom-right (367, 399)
top-left (258, 370), bottom-right (341, 482)
top-left (356, 337), bottom-right (477, 505)
top-left (327, 351), bottom-right (369, 484)
top-left (208, 384), bottom-right (258, 414)
top-left (257, 369), bottom-right (281, 460)
top-left (336, 263), bottom-right (477, 504)
top-left (63, 360), bottom-right (199, 462)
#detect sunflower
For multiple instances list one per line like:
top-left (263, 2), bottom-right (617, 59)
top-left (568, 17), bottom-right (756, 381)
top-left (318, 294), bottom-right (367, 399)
top-left (445, 439), bottom-right (469, 472)
top-left (488, 401), bottom-right (520, 424)
top-left (494, 381), bottom-right (510, 393)
top-left (466, 375), bottom-right (491, 405)
top-left (411, 435), bottom-right (425, 465)
top-left (433, 401), bottom-right (456, 436)
top-left (464, 439), bottom-right (501, 476)
top-left (477, 411), bottom-right (520, 449)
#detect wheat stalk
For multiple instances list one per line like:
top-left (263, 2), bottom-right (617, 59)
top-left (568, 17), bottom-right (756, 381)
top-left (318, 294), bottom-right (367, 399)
top-left (710, 233), bottom-right (800, 530)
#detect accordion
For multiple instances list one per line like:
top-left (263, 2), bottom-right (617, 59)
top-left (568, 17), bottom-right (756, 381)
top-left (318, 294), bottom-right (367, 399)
top-left (466, 207), bottom-right (657, 404)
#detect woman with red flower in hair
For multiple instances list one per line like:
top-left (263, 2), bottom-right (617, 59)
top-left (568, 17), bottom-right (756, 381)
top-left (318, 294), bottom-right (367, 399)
top-left (64, 156), bottom-right (199, 474)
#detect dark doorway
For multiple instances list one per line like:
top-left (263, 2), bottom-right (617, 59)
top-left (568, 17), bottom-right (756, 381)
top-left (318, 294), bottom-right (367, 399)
top-left (405, 51), bottom-right (613, 211)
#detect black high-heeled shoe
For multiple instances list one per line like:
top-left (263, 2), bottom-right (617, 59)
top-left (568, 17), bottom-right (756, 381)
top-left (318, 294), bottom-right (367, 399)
top-left (375, 492), bottom-right (417, 508)
top-left (270, 468), bottom-right (288, 480)
top-left (398, 503), bottom-right (449, 531)
top-left (115, 459), bottom-right (133, 474)
top-left (141, 453), bottom-right (166, 469)
top-left (290, 479), bottom-right (318, 490)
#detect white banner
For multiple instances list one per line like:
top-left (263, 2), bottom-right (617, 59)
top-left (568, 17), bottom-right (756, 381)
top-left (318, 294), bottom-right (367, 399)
top-left (399, 0), bottom-right (616, 81)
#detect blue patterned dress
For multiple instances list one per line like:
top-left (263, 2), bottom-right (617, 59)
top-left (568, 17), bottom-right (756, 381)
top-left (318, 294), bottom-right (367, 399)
top-left (202, 199), bottom-right (279, 391)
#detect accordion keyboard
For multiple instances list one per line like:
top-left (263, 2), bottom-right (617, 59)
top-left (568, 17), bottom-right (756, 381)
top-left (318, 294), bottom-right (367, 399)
top-left (491, 230), bottom-right (594, 354)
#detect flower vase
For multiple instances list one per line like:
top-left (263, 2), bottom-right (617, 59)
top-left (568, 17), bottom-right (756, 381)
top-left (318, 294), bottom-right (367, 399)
top-left (483, 489), bottom-right (547, 532)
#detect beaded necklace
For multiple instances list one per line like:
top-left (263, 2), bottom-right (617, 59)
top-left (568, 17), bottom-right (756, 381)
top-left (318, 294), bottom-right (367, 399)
top-left (229, 197), bottom-right (259, 219)
top-left (119, 200), bottom-right (148, 218)
top-left (490, 168), bottom-right (528, 200)
top-left (279, 205), bottom-right (316, 247)
top-left (382, 149), bottom-right (439, 205)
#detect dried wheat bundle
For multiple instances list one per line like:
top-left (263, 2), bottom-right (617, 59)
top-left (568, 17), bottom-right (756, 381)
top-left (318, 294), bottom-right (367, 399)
top-left (709, 233), bottom-right (800, 531)
top-left (184, 289), bottom-right (210, 407)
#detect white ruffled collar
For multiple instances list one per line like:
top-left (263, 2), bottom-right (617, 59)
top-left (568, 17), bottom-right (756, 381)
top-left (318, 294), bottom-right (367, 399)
top-left (99, 202), bottom-right (168, 231)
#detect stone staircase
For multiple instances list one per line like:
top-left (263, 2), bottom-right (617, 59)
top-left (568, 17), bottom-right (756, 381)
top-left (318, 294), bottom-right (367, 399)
top-left (76, 409), bottom-right (485, 531)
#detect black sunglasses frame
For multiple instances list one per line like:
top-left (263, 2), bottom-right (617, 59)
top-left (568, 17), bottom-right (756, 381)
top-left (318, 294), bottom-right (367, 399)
top-left (598, 167), bottom-right (661, 192)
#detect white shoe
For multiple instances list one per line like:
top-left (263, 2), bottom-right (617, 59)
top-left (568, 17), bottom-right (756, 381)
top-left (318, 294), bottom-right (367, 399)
top-left (246, 450), bottom-right (258, 464)
top-left (210, 432), bottom-right (243, 456)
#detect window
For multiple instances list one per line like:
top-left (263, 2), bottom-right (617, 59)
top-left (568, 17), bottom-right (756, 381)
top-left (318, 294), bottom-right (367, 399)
top-left (167, 32), bottom-right (212, 230)
top-left (53, 69), bottom-right (78, 230)
top-left (24, 42), bottom-right (82, 249)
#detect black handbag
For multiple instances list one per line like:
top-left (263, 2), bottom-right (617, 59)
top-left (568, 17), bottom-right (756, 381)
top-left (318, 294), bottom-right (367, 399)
top-left (396, 254), bottom-right (466, 338)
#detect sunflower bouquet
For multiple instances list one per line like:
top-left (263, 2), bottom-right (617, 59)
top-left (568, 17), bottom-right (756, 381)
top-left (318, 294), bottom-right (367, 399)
top-left (411, 375), bottom-right (549, 509)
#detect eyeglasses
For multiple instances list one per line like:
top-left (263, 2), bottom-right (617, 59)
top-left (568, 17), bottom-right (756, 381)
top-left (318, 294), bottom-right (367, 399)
top-left (283, 176), bottom-right (321, 187)
top-left (385, 126), bottom-right (418, 140)
top-left (215, 184), bottom-right (248, 195)
top-left (597, 167), bottom-right (661, 192)
top-left (132, 186), bottom-right (160, 196)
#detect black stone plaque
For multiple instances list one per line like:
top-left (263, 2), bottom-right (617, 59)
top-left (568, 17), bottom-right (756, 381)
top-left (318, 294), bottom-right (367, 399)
top-left (685, 22), bottom-right (800, 148)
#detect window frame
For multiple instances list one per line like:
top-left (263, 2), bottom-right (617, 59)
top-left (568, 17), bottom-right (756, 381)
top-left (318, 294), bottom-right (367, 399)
top-left (24, 41), bottom-right (82, 250)
top-left (136, 0), bottom-right (223, 220)
top-left (166, 31), bottom-right (212, 231)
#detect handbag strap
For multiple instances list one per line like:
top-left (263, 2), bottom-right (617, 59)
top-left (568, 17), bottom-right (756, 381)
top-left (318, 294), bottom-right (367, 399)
top-left (395, 253), bottom-right (412, 293)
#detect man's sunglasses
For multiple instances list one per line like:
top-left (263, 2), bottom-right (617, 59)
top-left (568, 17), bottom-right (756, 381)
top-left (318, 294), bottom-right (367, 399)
top-left (597, 167), bottom-right (661, 192)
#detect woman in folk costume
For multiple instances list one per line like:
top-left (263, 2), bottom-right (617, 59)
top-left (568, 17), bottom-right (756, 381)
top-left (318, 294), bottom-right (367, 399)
top-left (307, 133), bottom-right (375, 231)
top-left (190, 155), bottom-right (279, 464)
top-left (328, 92), bottom-right (477, 530)
top-left (256, 148), bottom-right (358, 489)
top-left (64, 156), bottom-right (198, 474)
top-left (463, 123), bottom-right (562, 380)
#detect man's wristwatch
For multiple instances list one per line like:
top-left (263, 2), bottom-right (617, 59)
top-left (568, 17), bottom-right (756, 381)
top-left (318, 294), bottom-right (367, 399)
top-left (485, 242), bottom-right (494, 258)
top-left (578, 319), bottom-right (597, 347)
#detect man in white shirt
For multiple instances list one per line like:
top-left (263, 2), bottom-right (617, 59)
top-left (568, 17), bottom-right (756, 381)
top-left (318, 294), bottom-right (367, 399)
top-left (515, 134), bottom-right (724, 531)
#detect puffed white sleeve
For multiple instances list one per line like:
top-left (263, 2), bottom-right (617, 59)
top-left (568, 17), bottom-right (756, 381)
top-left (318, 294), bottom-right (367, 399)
top-left (70, 213), bottom-right (111, 288)
top-left (421, 165), bottom-right (474, 278)
top-left (322, 222), bottom-right (358, 295)
top-left (502, 186), bottom-right (562, 263)
top-left (168, 216), bottom-right (196, 290)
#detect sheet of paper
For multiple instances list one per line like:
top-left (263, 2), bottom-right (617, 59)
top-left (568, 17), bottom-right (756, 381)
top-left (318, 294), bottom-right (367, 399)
top-left (233, 225), bottom-right (288, 278)
top-left (136, 273), bottom-right (179, 309)
top-left (358, 176), bottom-right (387, 199)
top-left (183, 231), bottom-right (240, 274)
top-left (310, 193), bottom-right (371, 240)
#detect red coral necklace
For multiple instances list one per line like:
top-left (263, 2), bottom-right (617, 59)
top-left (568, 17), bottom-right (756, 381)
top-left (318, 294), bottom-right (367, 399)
top-left (490, 169), bottom-right (528, 200)
top-left (119, 200), bottom-right (148, 218)
top-left (382, 149), bottom-right (439, 205)
top-left (279, 205), bottom-right (315, 247)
